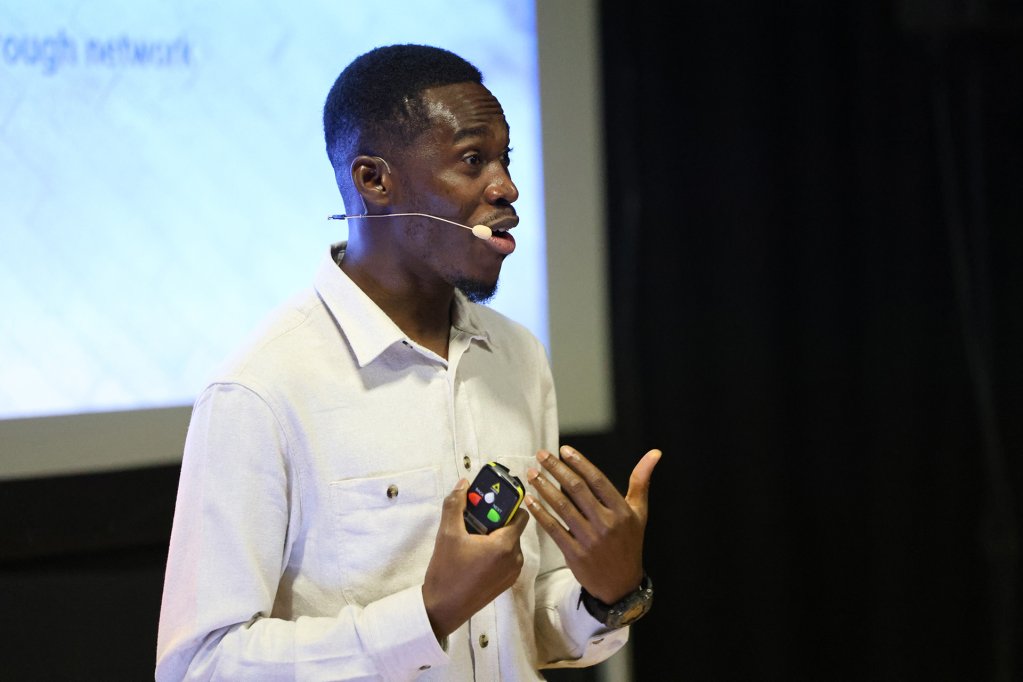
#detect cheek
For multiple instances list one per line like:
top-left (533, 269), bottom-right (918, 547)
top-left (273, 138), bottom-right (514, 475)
top-left (428, 171), bottom-right (478, 208)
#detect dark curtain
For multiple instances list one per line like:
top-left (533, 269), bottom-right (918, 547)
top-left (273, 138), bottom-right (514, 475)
top-left (599, 1), bottom-right (1022, 680)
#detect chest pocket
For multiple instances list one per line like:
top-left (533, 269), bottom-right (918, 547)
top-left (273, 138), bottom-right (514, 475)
top-left (329, 466), bottom-right (442, 605)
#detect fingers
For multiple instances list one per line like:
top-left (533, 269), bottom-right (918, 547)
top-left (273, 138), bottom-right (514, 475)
top-left (556, 445), bottom-right (620, 508)
top-left (528, 446), bottom-right (661, 535)
top-left (523, 492), bottom-right (577, 552)
top-left (624, 449), bottom-right (662, 520)
top-left (531, 448), bottom-right (608, 520)
top-left (526, 459), bottom-right (591, 533)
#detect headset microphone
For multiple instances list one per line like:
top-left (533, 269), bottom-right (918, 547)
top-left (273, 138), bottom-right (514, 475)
top-left (328, 212), bottom-right (493, 240)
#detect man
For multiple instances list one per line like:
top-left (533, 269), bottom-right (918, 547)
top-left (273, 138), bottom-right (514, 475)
top-left (156, 44), bottom-right (660, 680)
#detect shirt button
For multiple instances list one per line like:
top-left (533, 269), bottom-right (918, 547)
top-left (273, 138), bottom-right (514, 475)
top-left (463, 455), bottom-right (471, 470)
top-left (386, 484), bottom-right (399, 499)
top-left (418, 665), bottom-right (431, 670)
top-left (478, 633), bottom-right (489, 648)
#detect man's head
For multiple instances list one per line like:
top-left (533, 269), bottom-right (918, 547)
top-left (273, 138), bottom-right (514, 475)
top-left (323, 44), bottom-right (482, 209)
top-left (323, 45), bottom-right (519, 303)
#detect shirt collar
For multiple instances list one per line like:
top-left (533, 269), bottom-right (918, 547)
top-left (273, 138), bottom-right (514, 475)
top-left (314, 243), bottom-right (493, 368)
top-left (451, 289), bottom-right (492, 346)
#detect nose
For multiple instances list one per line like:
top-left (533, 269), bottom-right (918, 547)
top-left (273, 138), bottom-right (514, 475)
top-left (484, 165), bottom-right (519, 205)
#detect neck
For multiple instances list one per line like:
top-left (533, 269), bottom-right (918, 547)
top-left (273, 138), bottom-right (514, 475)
top-left (338, 243), bottom-right (453, 359)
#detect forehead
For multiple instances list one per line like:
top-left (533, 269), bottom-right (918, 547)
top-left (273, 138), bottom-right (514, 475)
top-left (419, 82), bottom-right (509, 143)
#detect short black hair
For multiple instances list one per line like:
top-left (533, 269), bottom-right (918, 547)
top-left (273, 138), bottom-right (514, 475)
top-left (323, 44), bottom-right (483, 200)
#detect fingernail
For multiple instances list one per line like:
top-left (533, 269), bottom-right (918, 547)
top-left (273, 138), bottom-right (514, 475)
top-left (537, 450), bottom-right (550, 463)
top-left (526, 467), bottom-right (540, 482)
top-left (455, 478), bottom-right (468, 491)
top-left (560, 445), bottom-right (577, 459)
top-left (524, 494), bottom-right (539, 508)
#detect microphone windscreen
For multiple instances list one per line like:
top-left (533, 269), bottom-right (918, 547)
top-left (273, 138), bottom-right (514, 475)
top-left (471, 225), bottom-right (492, 240)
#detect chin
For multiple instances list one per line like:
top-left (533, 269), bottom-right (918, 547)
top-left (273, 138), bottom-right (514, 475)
top-left (455, 277), bottom-right (499, 304)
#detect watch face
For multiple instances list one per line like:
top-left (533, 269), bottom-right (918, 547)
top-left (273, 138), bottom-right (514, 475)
top-left (582, 576), bottom-right (654, 628)
top-left (621, 602), bottom-right (648, 622)
top-left (610, 602), bottom-right (644, 627)
top-left (608, 586), bottom-right (653, 628)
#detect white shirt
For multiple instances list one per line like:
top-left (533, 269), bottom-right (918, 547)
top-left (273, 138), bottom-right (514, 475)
top-left (156, 245), bottom-right (628, 681)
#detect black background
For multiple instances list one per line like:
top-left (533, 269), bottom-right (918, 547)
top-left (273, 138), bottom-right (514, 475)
top-left (2, 1), bottom-right (1021, 680)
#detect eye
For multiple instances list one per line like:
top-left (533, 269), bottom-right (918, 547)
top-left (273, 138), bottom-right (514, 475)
top-left (463, 152), bottom-right (483, 166)
top-left (501, 147), bottom-right (513, 167)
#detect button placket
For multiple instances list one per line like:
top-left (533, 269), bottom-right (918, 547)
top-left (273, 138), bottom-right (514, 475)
top-left (448, 333), bottom-right (481, 483)
top-left (468, 604), bottom-right (499, 680)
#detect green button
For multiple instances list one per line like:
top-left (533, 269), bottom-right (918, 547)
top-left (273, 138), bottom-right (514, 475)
top-left (487, 508), bottom-right (502, 523)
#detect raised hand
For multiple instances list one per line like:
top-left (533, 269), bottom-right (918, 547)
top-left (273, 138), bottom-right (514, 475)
top-left (525, 446), bottom-right (661, 604)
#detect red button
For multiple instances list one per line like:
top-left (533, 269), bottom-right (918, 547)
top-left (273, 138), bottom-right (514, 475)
top-left (468, 492), bottom-right (482, 506)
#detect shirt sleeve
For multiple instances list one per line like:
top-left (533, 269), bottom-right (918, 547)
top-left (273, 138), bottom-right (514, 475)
top-left (526, 339), bottom-right (631, 668)
top-left (155, 382), bottom-right (448, 681)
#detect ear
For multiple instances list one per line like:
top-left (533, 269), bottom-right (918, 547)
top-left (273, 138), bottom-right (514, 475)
top-left (350, 155), bottom-right (392, 209)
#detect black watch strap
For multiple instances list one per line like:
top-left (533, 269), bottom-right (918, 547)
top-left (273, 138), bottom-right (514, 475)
top-left (579, 573), bottom-right (654, 629)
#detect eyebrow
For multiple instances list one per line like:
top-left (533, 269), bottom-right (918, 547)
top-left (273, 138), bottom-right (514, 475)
top-left (452, 125), bottom-right (491, 145)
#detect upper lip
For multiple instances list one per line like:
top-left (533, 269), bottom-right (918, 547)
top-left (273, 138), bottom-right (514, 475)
top-left (486, 214), bottom-right (519, 231)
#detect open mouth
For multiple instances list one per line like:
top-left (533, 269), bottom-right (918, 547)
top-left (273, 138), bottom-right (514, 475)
top-left (482, 219), bottom-right (516, 255)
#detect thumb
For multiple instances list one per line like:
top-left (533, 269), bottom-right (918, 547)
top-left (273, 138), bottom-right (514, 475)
top-left (624, 449), bottom-right (662, 520)
top-left (497, 502), bottom-right (530, 539)
top-left (440, 478), bottom-right (469, 531)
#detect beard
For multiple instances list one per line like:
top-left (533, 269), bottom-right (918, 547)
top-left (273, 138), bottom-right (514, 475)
top-left (454, 276), bottom-right (499, 304)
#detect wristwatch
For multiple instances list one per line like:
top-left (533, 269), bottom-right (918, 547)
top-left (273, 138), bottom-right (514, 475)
top-left (579, 574), bottom-right (654, 629)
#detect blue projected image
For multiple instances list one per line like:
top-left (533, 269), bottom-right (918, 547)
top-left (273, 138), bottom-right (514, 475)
top-left (0, 1), bottom-right (548, 420)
